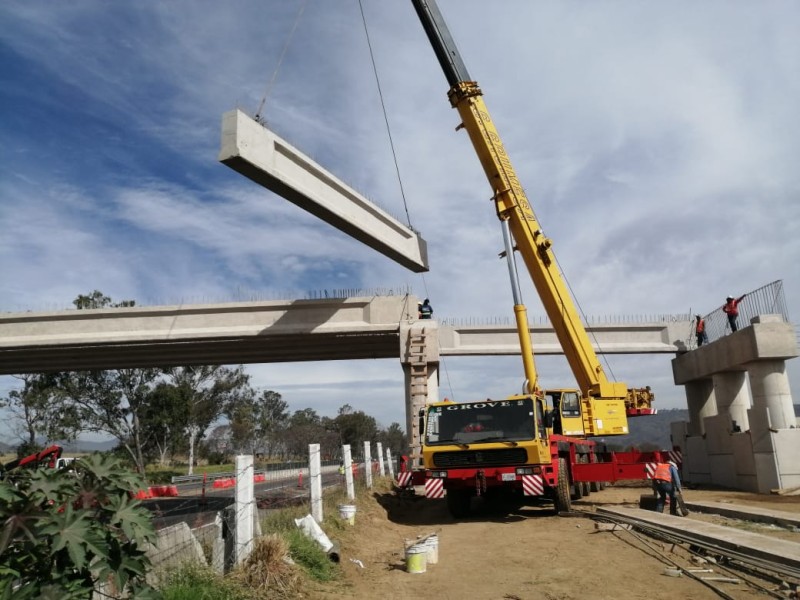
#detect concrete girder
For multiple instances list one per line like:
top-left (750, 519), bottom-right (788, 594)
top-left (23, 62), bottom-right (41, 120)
top-left (0, 299), bottom-right (693, 375)
top-left (219, 109), bottom-right (428, 273)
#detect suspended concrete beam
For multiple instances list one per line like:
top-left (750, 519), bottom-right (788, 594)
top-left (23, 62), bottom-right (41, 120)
top-left (219, 109), bottom-right (429, 273)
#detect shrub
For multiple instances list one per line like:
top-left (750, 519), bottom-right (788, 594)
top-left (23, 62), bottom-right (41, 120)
top-left (0, 453), bottom-right (157, 599)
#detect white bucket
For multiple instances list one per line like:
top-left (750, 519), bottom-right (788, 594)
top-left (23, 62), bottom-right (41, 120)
top-left (405, 543), bottom-right (428, 574)
top-left (338, 504), bottom-right (356, 525)
top-left (424, 534), bottom-right (438, 565)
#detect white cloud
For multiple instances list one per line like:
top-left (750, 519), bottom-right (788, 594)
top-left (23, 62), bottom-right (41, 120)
top-left (1, 0), bottom-right (798, 439)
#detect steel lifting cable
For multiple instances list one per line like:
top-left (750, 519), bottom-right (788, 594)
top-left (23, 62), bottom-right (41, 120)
top-left (356, 0), bottom-right (414, 231)
top-left (358, 1), bottom-right (451, 399)
top-left (254, 0), bottom-right (308, 123)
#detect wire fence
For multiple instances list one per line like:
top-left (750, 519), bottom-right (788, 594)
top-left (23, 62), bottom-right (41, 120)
top-left (141, 442), bottom-right (399, 584)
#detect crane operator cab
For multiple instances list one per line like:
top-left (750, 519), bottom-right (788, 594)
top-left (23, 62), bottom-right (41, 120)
top-left (543, 389), bottom-right (585, 437)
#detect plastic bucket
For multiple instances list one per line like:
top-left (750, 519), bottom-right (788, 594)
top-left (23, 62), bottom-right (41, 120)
top-left (405, 544), bottom-right (427, 574)
top-left (424, 534), bottom-right (438, 565)
top-left (338, 504), bottom-right (356, 525)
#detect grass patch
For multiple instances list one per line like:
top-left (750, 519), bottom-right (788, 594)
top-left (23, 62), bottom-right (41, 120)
top-left (159, 563), bottom-right (247, 600)
top-left (286, 529), bottom-right (338, 582)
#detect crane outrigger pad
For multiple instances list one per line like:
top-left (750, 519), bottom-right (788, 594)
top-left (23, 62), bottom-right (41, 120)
top-left (218, 109), bottom-right (429, 273)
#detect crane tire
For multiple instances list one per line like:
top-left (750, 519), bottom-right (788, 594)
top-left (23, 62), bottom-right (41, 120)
top-left (555, 457), bottom-right (572, 514)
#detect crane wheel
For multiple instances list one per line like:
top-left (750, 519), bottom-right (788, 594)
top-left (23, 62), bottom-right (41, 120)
top-left (571, 471), bottom-right (583, 501)
top-left (555, 457), bottom-right (572, 514)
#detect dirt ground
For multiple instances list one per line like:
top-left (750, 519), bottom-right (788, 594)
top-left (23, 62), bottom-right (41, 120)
top-left (306, 482), bottom-right (800, 600)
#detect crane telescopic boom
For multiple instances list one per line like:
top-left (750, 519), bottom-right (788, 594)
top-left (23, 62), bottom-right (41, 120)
top-left (411, 0), bottom-right (653, 435)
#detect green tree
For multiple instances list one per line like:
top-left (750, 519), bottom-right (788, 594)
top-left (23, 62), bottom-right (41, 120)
top-left (334, 404), bottom-right (378, 449)
top-left (72, 289), bottom-right (135, 309)
top-left (378, 422), bottom-right (407, 456)
top-left (0, 453), bottom-right (157, 599)
top-left (2, 374), bottom-right (81, 450)
top-left (284, 408), bottom-right (325, 459)
top-left (56, 368), bottom-right (162, 474)
top-left (164, 366), bottom-right (250, 475)
top-left (139, 383), bottom-right (190, 466)
top-left (226, 390), bottom-right (290, 457)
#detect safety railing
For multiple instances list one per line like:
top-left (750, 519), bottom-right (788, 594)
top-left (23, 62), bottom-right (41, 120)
top-left (700, 280), bottom-right (789, 344)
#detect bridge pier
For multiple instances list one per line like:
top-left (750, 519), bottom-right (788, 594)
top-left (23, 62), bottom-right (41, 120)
top-left (672, 315), bottom-right (800, 493)
top-left (400, 321), bottom-right (440, 468)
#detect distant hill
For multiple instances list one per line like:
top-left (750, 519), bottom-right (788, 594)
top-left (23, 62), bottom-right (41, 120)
top-left (0, 438), bottom-right (117, 455)
top-left (599, 408), bottom-right (689, 450)
top-left (603, 404), bottom-right (800, 450)
top-left (57, 439), bottom-right (117, 453)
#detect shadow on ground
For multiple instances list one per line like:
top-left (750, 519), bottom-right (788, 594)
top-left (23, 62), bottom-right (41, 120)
top-left (373, 489), bottom-right (563, 526)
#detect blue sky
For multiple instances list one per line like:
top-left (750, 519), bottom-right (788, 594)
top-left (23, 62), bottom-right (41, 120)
top-left (1, 1), bottom-right (799, 442)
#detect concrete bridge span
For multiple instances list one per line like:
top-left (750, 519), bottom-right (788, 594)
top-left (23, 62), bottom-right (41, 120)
top-left (0, 295), bottom-right (692, 375)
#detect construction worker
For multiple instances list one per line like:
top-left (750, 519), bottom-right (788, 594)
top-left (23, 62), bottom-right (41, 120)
top-left (695, 314), bottom-right (708, 347)
top-left (723, 294), bottom-right (746, 332)
top-left (652, 460), bottom-right (682, 515)
top-left (419, 298), bottom-right (433, 319)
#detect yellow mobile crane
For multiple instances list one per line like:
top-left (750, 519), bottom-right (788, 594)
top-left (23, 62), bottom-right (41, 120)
top-left (400, 0), bottom-right (661, 517)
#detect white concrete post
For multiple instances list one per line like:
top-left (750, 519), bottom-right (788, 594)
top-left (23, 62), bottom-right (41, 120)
top-left (234, 454), bottom-right (254, 565)
top-left (386, 448), bottom-right (395, 479)
top-left (377, 442), bottom-right (385, 476)
top-left (342, 444), bottom-right (355, 500)
top-left (309, 444), bottom-right (323, 523)
top-left (363, 441), bottom-right (373, 489)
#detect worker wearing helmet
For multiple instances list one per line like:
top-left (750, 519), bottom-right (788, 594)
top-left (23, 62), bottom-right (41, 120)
top-left (723, 294), bottom-right (746, 332)
top-left (652, 461), bottom-right (682, 515)
top-left (419, 298), bottom-right (433, 319)
top-left (695, 315), bottom-right (708, 347)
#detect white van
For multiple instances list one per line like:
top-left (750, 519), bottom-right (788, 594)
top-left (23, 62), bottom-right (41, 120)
top-left (55, 457), bottom-right (76, 470)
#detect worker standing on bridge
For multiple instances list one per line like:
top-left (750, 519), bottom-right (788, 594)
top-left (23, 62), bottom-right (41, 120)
top-left (419, 298), bottom-right (433, 319)
top-left (695, 315), bottom-right (708, 347)
top-left (723, 294), bottom-right (746, 332)
top-left (652, 461), bottom-right (682, 515)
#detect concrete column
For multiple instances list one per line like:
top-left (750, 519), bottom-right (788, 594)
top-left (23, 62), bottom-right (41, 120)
top-left (684, 378), bottom-right (717, 436)
top-left (712, 371), bottom-right (751, 432)
top-left (309, 444), bottom-right (322, 523)
top-left (342, 444), bottom-right (355, 500)
top-left (404, 363), bottom-right (440, 467)
top-left (376, 442), bottom-right (385, 476)
top-left (363, 441), bottom-right (373, 489)
top-left (386, 448), bottom-right (394, 478)
top-left (747, 360), bottom-right (797, 430)
top-left (234, 455), bottom-right (254, 565)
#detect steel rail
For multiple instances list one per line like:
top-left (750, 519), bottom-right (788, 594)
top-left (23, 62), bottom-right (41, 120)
top-left (590, 510), bottom-right (800, 583)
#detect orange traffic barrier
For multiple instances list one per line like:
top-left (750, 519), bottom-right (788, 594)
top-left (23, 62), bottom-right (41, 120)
top-left (212, 478), bottom-right (236, 489)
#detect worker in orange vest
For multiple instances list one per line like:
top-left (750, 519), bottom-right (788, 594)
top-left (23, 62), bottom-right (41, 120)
top-left (652, 461), bottom-right (682, 515)
top-left (695, 315), bottom-right (708, 347)
top-left (723, 294), bottom-right (746, 332)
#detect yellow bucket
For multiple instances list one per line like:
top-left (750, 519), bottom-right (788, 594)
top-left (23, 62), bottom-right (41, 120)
top-left (405, 543), bottom-right (427, 574)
